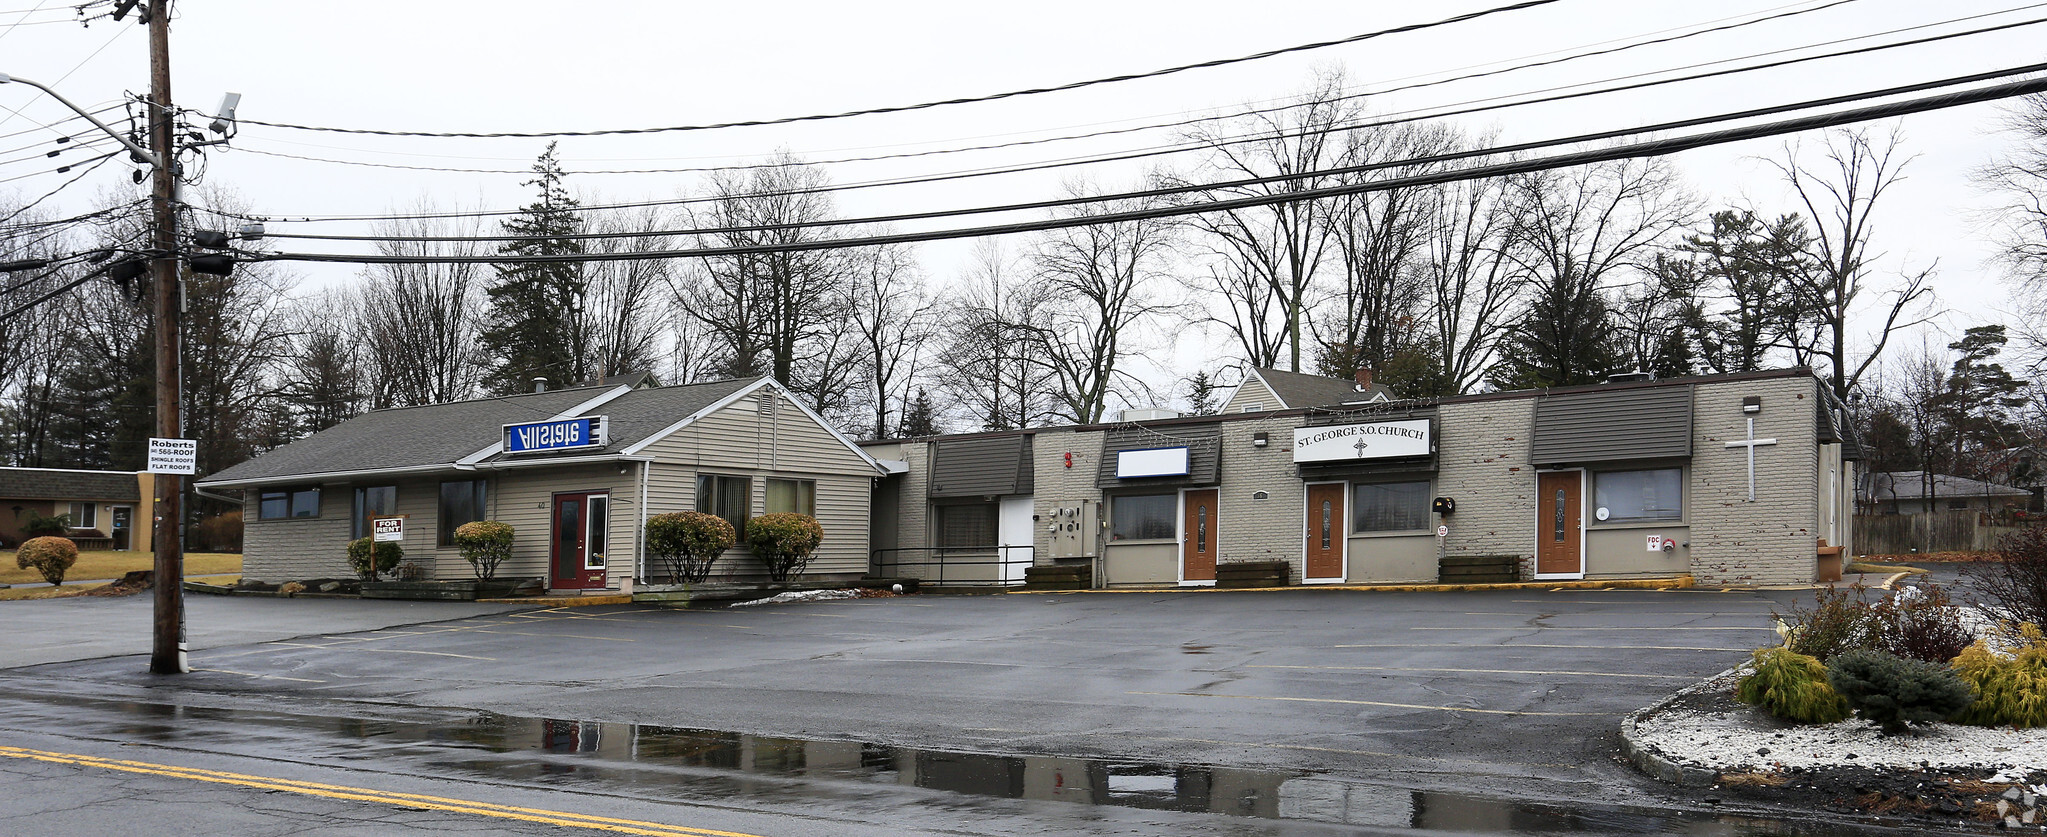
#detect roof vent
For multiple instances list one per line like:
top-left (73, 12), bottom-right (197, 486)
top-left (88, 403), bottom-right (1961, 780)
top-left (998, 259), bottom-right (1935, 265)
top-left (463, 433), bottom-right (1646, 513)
top-left (533, 376), bottom-right (550, 393)
top-left (1605, 370), bottom-right (1654, 384)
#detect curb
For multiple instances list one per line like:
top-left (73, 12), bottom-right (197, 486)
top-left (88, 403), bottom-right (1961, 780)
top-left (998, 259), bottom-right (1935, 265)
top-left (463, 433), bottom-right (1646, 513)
top-left (1618, 663), bottom-right (1745, 788)
top-left (478, 594), bottom-right (631, 607)
top-left (1008, 576), bottom-right (1693, 595)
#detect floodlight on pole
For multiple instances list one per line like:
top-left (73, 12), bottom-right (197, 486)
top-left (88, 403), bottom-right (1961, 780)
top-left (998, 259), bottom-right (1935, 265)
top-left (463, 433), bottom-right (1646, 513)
top-left (0, 73), bottom-right (160, 167)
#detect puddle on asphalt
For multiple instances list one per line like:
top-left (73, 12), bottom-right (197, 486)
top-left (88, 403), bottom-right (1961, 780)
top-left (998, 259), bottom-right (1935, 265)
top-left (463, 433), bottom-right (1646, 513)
top-left (15, 693), bottom-right (1900, 834)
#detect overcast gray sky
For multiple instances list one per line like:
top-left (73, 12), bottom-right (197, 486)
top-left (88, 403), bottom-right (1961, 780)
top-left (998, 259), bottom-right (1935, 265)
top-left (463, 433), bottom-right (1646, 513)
top-left (3, 0), bottom-right (2042, 393)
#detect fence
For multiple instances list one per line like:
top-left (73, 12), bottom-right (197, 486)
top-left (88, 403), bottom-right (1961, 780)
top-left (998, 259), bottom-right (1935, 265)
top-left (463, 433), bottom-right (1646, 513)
top-left (869, 546), bottom-right (1034, 587)
top-left (1853, 510), bottom-right (2035, 555)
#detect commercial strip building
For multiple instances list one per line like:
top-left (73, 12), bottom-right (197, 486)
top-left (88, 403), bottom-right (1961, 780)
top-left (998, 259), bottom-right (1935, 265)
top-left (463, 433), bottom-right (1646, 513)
top-left (198, 376), bottom-right (886, 590)
top-left (862, 368), bottom-right (1859, 588)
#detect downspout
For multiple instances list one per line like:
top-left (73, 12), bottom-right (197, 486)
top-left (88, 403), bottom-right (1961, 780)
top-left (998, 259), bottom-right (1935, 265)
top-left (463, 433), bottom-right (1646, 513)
top-left (637, 458), bottom-right (650, 584)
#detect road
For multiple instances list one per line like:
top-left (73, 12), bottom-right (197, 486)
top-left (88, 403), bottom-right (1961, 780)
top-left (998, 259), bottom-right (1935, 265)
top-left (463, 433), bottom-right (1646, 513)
top-left (0, 584), bottom-right (1924, 836)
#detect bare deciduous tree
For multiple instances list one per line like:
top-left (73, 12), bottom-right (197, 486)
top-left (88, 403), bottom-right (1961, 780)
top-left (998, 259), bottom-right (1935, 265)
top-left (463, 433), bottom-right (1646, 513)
top-left (1024, 184), bottom-right (1179, 424)
top-left (355, 208), bottom-right (488, 407)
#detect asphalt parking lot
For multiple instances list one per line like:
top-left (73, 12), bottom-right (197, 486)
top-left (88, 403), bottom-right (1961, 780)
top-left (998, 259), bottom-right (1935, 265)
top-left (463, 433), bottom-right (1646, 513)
top-left (0, 585), bottom-right (1796, 813)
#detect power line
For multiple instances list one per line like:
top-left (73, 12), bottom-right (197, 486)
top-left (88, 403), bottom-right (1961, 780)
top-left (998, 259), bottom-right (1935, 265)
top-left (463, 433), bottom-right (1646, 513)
top-left (223, 10), bottom-right (2047, 229)
top-left (230, 0), bottom-right (1564, 139)
top-left (246, 71), bottom-right (2047, 267)
top-left (0, 152), bottom-right (121, 220)
top-left (225, 0), bottom-right (1867, 180)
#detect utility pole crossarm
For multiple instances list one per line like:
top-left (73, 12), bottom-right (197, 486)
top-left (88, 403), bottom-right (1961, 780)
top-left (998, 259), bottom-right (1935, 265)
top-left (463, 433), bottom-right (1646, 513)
top-left (0, 73), bottom-right (161, 167)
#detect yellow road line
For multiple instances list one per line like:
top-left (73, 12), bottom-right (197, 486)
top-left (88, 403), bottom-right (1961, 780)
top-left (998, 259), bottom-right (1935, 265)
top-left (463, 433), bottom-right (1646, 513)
top-left (0, 745), bottom-right (762, 837)
top-left (1245, 664), bottom-right (1690, 680)
top-left (1125, 691), bottom-right (1609, 716)
top-left (1331, 643), bottom-right (1750, 651)
top-left (1407, 626), bottom-right (1772, 632)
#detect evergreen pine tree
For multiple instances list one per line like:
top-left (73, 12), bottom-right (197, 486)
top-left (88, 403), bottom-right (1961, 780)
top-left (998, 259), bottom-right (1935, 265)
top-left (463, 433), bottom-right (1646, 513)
top-left (480, 143), bottom-right (590, 395)
top-left (898, 388), bottom-right (939, 437)
top-left (1487, 274), bottom-right (1623, 390)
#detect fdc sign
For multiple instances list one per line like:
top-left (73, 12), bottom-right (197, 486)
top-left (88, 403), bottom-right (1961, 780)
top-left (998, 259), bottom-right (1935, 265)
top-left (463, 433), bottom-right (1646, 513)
top-left (503, 416), bottom-right (607, 454)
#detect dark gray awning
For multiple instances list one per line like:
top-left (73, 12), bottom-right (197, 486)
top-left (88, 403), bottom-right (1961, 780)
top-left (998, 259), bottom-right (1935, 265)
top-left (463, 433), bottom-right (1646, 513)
top-left (1531, 386), bottom-right (1693, 465)
top-left (1096, 425), bottom-right (1221, 489)
top-left (930, 435), bottom-right (1033, 497)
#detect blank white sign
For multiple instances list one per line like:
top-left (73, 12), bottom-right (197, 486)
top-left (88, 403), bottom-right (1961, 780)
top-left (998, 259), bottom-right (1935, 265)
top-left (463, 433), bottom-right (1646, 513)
top-left (1117, 446), bottom-right (1189, 478)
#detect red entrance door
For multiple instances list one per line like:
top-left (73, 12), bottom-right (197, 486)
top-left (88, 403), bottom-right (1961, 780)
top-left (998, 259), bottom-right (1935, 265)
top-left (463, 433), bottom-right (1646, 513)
top-left (551, 492), bottom-right (610, 590)
top-left (1304, 483), bottom-right (1345, 580)
top-left (1182, 489), bottom-right (1218, 582)
top-left (1536, 471), bottom-right (1582, 576)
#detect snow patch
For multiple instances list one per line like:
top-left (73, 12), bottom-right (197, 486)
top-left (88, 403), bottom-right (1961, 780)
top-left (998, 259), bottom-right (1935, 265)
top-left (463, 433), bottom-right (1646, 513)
top-left (728, 589), bottom-right (864, 609)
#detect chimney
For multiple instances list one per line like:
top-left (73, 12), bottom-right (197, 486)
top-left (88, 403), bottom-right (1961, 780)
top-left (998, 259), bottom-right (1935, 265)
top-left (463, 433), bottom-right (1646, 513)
top-left (1354, 367), bottom-right (1374, 391)
top-left (533, 376), bottom-right (549, 393)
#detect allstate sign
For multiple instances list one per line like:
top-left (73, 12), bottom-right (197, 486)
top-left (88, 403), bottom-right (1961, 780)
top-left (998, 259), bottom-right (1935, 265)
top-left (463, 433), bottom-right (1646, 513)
top-left (1293, 419), bottom-right (1432, 463)
top-left (504, 416), bottom-right (607, 454)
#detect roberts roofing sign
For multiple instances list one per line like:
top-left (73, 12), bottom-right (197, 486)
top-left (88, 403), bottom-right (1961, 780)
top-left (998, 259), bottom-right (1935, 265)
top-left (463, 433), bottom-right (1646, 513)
top-left (1293, 419), bottom-right (1432, 463)
top-left (504, 416), bottom-right (607, 455)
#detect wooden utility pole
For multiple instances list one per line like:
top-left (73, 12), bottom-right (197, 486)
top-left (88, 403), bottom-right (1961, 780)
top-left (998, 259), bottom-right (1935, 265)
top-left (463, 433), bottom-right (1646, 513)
top-left (147, 0), bottom-right (186, 675)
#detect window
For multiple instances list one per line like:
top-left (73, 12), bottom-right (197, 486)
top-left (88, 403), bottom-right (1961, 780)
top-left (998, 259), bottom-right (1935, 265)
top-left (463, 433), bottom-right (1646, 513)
top-left (1352, 481), bottom-right (1430, 532)
top-left (1110, 493), bottom-right (1177, 541)
top-left (696, 474), bottom-right (751, 534)
top-left (438, 479), bottom-right (488, 546)
top-left (258, 487), bottom-right (321, 520)
top-left (765, 478), bottom-right (815, 516)
top-left (1240, 404), bottom-right (1264, 413)
top-left (67, 502), bottom-right (97, 529)
top-left (1593, 468), bottom-right (1683, 522)
top-left (351, 485), bottom-right (397, 540)
top-left (935, 502), bottom-right (996, 551)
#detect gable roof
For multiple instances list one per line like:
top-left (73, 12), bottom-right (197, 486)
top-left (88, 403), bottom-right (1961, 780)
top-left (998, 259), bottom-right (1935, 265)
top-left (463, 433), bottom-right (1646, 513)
top-left (201, 376), bottom-right (887, 487)
top-left (0, 468), bottom-right (140, 502)
top-left (200, 384), bottom-right (629, 486)
top-left (1246, 367), bottom-right (1394, 409)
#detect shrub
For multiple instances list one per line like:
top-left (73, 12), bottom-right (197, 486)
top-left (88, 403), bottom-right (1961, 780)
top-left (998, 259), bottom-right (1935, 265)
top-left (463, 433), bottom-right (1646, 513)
top-left (1974, 526), bottom-right (2047, 628)
top-left (646, 512), bottom-right (734, 584)
top-left (346, 536), bottom-right (404, 581)
top-left (193, 509), bottom-right (243, 552)
top-left (1949, 626), bottom-right (2047, 728)
top-left (451, 520), bottom-right (514, 581)
top-left (744, 513), bottom-right (824, 583)
top-left (1825, 648), bottom-right (1976, 735)
top-left (1736, 647), bottom-right (1851, 724)
top-left (1869, 581), bottom-right (1975, 664)
top-left (1780, 585), bottom-right (1882, 662)
top-left (15, 536), bottom-right (79, 586)
top-left (20, 511), bottom-right (70, 539)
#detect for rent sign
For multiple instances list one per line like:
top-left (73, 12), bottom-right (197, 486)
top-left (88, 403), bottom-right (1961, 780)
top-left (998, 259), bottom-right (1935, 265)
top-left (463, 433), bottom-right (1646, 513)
top-left (1292, 419), bottom-right (1432, 463)
top-left (503, 416), bottom-right (607, 454)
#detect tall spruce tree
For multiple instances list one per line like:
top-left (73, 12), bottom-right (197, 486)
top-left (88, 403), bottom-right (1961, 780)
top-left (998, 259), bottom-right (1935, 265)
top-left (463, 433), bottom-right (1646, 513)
top-left (1487, 273), bottom-right (1623, 390)
top-left (481, 144), bottom-right (590, 395)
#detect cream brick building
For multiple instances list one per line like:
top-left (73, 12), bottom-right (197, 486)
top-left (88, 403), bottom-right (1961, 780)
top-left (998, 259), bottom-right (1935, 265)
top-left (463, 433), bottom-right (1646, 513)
top-left (862, 368), bottom-right (1856, 588)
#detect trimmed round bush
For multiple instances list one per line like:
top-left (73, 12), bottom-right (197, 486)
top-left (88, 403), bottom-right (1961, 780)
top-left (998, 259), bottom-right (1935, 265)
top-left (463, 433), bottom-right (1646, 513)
top-left (1826, 648), bottom-right (1975, 735)
top-left (743, 513), bottom-right (824, 583)
top-left (15, 536), bottom-right (80, 586)
top-left (346, 536), bottom-right (404, 581)
top-left (452, 520), bottom-right (515, 581)
top-left (1736, 647), bottom-right (1851, 724)
top-left (646, 511), bottom-right (734, 584)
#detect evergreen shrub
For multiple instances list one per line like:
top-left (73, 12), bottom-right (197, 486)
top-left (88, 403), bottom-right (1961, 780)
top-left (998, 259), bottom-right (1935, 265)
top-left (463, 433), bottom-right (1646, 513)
top-left (646, 512), bottom-right (734, 584)
top-left (1736, 647), bottom-right (1851, 724)
top-left (451, 520), bottom-right (514, 580)
top-left (346, 536), bottom-right (404, 581)
top-left (21, 511), bottom-right (70, 539)
top-left (744, 513), bottom-right (824, 583)
top-left (15, 536), bottom-right (79, 586)
top-left (1949, 626), bottom-right (2047, 728)
top-left (1825, 648), bottom-right (1975, 735)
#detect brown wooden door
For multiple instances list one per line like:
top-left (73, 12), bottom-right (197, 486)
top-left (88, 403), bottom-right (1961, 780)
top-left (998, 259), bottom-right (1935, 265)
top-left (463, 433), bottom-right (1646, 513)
top-left (1536, 471), bottom-right (1582, 575)
top-left (551, 492), bottom-right (610, 589)
top-left (1182, 489), bottom-right (1217, 582)
top-left (1304, 483), bottom-right (1345, 579)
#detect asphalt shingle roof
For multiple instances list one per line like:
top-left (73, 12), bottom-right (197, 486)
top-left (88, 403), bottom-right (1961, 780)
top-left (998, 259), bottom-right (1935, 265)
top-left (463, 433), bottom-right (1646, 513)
top-left (201, 384), bottom-right (625, 485)
top-left (1870, 471), bottom-right (2030, 501)
top-left (475, 377), bottom-right (758, 464)
top-left (1252, 367), bottom-right (1394, 409)
top-left (0, 468), bottom-right (140, 501)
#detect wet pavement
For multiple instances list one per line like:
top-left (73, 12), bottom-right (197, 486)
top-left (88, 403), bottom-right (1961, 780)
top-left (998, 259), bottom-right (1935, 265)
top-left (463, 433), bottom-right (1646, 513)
top-left (0, 588), bottom-right (1978, 835)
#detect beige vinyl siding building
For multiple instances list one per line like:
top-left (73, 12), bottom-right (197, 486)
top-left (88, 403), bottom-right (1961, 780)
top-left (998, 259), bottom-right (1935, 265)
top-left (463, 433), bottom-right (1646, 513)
top-left (207, 376), bottom-right (883, 589)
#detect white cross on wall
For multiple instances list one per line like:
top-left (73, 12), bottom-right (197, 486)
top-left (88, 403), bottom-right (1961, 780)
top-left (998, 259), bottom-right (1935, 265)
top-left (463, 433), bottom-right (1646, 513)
top-left (1723, 416), bottom-right (1778, 501)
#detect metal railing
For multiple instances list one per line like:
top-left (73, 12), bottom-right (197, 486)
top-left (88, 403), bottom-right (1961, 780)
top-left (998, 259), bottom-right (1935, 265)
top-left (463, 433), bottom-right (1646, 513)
top-left (870, 546), bottom-right (1035, 587)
